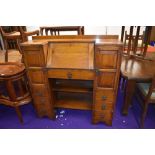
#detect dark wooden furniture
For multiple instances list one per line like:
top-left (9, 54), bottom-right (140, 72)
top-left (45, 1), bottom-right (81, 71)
top-left (40, 26), bottom-right (84, 36)
top-left (121, 26), bottom-right (152, 58)
top-left (18, 27), bottom-right (39, 42)
top-left (0, 62), bottom-right (32, 123)
top-left (0, 26), bottom-right (22, 62)
top-left (121, 56), bottom-right (155, 115)
top-left (136, 75), bottom-right (155, 128)
top-left (0, 26), bottom-right (26, 49)
top-left (20, 35), bottom-right (123, 125)
top-left (124, 30), bottom-right (144, 54)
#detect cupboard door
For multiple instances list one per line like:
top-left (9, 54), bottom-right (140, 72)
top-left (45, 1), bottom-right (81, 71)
top-left (95, 50), bottom-right (118, 69)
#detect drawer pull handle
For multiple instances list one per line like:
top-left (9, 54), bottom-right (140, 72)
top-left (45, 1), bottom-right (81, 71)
top-left (101, 103), bottom-right (106, 110)
top-left (102, 96), bottom-right (107, 100)
top-left (67, 72), bottom-right (72, 79)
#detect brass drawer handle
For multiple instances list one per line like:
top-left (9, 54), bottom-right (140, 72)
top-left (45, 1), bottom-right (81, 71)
top-left (67, 72), bottom-right (72, 79)
top-left (101, 103), bottom-right (106, 110)
top-left (102, 96), bottom-right (107, 100)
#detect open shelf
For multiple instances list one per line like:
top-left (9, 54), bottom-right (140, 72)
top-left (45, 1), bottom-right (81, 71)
top-left (49, 79), bottom-right (93, 110)
top-left (52, 79), bottom-right (93, 94)
top-left (53, 85), bottom-right (93, 93)
top-left (54, 92), bottom-right (93, 110)
top-left (54, 99), bottom-right (92, 110)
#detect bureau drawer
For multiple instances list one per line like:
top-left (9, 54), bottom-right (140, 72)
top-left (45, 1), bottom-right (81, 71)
top-left (48, 69), bottom-right (94, 80)
top-left (94, 101), bottom-right (114, 112)
top-left (33, 95), bottom-right (54, 117)
top-left (95, 50), bottom-right (118, 69)
top-left (96, 71), bottom-right (116, 88)
top-left (31, 84), bottom-right (49, 97)
top-left (92, 110), bottom-right (113, 125)
top-left (95, 88), bottom-right (114, 104)
top-left (28, 69), bottom-right (46, 83)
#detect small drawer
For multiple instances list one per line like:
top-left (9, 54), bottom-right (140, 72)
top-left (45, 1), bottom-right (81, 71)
top-left (95, 50), bottom-right (118, 69)
top-left (48, 69), bottom-right (94, 80)
top-left (95, 88), bottom-right (114, 103)
top-left (96, 71), bottom-right (116, 88)
top-left (28, 69), bottom-right (46, 83)
top-left (92, 110), bottom-right (113, 125)
top-left (31, 84), bottom-right (48, 97)
top-left (94, 102), bottom-right (114, 111)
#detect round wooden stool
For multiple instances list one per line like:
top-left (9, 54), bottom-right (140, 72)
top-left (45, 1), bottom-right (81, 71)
top-left (0, 62), bottom-right (31, 123)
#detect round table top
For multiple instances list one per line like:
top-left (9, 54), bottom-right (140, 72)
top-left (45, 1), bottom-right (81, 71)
top-left (0, 62), bottom-right (25, 77)
top-left (121, 56), bottom-right (155, 80)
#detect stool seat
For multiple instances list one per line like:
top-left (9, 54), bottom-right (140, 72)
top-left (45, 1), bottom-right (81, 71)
top-left (0, 62), bottom-right (25, 77)
top-left (0, 62), bottom-right (31, 123)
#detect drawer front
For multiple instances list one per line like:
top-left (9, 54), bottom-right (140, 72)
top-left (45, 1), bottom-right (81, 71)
top-left (31, 84), bottom-right (48, 97)
top-left (48, 69), bottom-right (94, 80)
top-left (95, 88), bottom-right (114, 105)
top-left (33, 96), bottom-right (48, 117)
top-left (93, 110), bottom-right (113, 125)
top-left (28, 69), bottom-right (46, 84)
top-left (24, 50), bottom-right (45, 67)
top-left (95, 50), bottom-right (118, 69)
top-left (32, 90), bottom-right (54, 118)
top-left (96, 71), bottom-right (116, 88)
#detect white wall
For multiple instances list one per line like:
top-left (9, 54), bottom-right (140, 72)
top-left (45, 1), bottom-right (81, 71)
top-left (27, 26), bottom-right (146, 40)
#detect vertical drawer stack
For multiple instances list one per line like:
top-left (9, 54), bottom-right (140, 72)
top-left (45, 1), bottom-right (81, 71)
top-left (21, 42), bottom-right (55, 119)
top-left (93, 44), bottom-right (122, 125)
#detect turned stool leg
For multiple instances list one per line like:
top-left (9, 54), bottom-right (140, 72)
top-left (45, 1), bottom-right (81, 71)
top-left (6, 80), bottom-right (24, 124)
top-left (15, 106), bottom-right (23, 123)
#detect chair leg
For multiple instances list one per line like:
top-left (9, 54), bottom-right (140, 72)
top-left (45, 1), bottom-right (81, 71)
top-left (120, 77), bottom-right (126, 91)
top-left (15, 106), bottom-right (23, 123)
top-left (140, 102), bottom-right (148, 128)
top-left (3, 39), bottom-right (8, 62)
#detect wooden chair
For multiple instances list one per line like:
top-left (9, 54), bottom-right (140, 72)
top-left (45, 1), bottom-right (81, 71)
top-left (0, 26), bottom-right (22, 62)
top-left (0, 26), bottom-right (40, 62)
top-left (120, 26), bottom-right (152, 91)
top-left (0, 62), bottom-right (32, 123)
top-left (40, 26), bottom-right (84, 36)
top-left (124, 31), bottom-right (144, 54)
top-left (18, 26), bottom-right (39, 42)
top-left (136, 75), bottom-right (155, 128)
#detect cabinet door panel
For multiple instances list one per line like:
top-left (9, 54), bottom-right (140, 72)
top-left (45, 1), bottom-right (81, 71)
top-left (95, 50), bottom-right (118, 69)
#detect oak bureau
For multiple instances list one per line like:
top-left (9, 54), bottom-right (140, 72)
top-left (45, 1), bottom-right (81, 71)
top-left (20, 35), bottom-right (123, 125)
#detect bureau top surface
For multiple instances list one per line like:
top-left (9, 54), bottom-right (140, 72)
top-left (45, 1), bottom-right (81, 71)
top-left (20, 38), bottom-right (123, 46)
